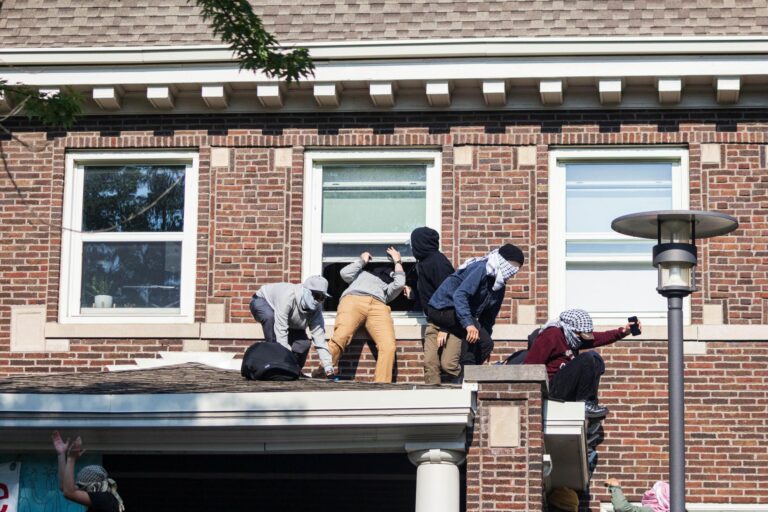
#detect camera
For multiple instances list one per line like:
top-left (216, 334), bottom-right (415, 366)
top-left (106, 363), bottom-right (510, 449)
top-left (627, 316), bottom-right (641, 336)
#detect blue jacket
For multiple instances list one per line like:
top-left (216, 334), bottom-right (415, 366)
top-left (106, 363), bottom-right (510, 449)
top-left (428, 261), bottom-right (506, 334)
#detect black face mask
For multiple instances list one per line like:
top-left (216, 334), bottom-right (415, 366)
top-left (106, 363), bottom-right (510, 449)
top-left (363, 263), bottom-right (395, 284)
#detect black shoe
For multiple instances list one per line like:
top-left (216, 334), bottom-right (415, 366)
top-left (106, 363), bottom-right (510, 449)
top-left (585, 401), bottom-right (608, 419)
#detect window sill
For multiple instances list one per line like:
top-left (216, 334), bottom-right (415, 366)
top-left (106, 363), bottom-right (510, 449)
top-left (42, 322), bottom-right (768, 342)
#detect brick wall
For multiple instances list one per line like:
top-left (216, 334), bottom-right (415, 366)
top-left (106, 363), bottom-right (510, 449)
top-left (1, 110), bottom-right (768, 508)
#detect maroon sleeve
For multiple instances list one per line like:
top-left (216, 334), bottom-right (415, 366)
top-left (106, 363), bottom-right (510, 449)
top-left (523, 328), bottom-right (557, 364)
top-left (587, 328), bottom-right (628, 348)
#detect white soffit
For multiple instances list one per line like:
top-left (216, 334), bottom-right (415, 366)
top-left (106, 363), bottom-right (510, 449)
top-left (256, 83), bottom-right (283, 107)
top-left (369, 81), bottom-right (396, 107)
top-left (716, 76), bottom-right (741, 104)
top-left (482, 80), bottom-right (507, 106)
top-left (92, 86), bottom-right (123, 110)
top-left (146, 85), bottom-right (175, 109)
top-left (539, 79), bottom-right (564, 105)
top-left (598, 78), bottom-right (623, 104)
top-left (426, 80), bottom-right (451, 106)
top-left (657, 77), bottom-right (683, 104)
top-left (201, 83), bottom-right (229, 108)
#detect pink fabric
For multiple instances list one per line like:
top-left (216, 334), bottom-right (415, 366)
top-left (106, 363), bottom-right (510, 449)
top-left (641, 481), bottom-right (670, 512)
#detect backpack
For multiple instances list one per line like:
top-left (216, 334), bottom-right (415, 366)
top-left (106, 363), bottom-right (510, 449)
top-left (241, 342), bottom-right (301, 381)
top-left (501, 327), bottom-right (542, 365)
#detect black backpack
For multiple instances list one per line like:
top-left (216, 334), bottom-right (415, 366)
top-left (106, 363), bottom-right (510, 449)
top-left (502, 327), bottom-right (542, 365)
top-left (241, 342), bottom-right (301, 381)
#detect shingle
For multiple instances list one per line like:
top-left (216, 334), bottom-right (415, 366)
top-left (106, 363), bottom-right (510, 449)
top-left (0, 0), bottom-right (767, 47)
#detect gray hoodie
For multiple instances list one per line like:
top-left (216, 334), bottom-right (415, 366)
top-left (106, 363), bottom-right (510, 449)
top-left (256, 283), bottom-right (333, 370)
top-left (340, 258), bottom-right (405, 304)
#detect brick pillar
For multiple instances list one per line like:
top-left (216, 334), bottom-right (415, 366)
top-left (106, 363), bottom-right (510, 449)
top-left (463, 366), bottom-right (549, 512)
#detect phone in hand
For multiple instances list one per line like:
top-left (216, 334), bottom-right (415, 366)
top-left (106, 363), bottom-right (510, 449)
top-left (627, 316), bottom-right (641, 336)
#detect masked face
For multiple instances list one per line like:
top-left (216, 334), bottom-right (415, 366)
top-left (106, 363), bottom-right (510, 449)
top-left (300, 287), bottom-right (323, 311)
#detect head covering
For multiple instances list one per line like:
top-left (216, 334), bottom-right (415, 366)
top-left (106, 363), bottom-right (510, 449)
top-left (548, 487), bottom-right (579, 512)
top-left (76, 465), bottom-right (125, 512)
top-left (498, 243), bottom-right (525, 266)
top-left (641, 481), bottom-right (670, 512)
top-left (303, 275), bottom-right (331, 298)
top-left (458, 248), bottom-right (520, 291)
top-left (410, 227), bottom-right (440, 261)
top-left (543, 309), bottom-right (594, 350)
top-left (363, 263), bottom-right (395, 284)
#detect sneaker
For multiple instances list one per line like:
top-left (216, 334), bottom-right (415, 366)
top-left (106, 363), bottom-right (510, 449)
top-left (585, 401), bottom-right (608, 419)
top-left (587, 448), bottom-right (599, 473)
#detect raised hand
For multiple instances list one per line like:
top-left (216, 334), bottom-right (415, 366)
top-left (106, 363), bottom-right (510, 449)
top-left (67, 436), bottom-right (86, 459)
top-left (386, 246), bottom-right (401, 263)
top-left (361, 251), bottom-right (372, 264)
top-left (52, 431), bottom-right (70, 455)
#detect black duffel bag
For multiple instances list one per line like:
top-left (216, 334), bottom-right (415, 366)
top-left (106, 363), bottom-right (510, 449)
top-left (241, 342), bottom-right (301, 381)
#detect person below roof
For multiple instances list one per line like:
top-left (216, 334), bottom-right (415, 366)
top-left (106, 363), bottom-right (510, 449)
top-left (250, 275), bottom-right (335, 376)
top-left (547, 486), bottom-right (579, 512)
top-left (313, 247), bottom-right (405, 383)
top-left (427, 243), bottom-right (525, 368)
top-left (606, 478), bottom-right (671, 512)
top-left (52, 431), bottom-right (125, 512)
top-left (523, 309), bottom-right (638, 419)
top-left (405, 227), bottom-right (463, 385)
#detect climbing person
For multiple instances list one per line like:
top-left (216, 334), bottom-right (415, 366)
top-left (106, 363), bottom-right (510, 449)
top-left (605, 478), bottom-right (670, 512)
top-left (547, 486), bottom-right (579, 512)
top-left (51, 431), bottom-right (125, 512)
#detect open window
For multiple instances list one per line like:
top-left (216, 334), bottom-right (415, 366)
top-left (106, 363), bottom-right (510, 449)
top-left (303, 150), bottom-right (442, 314)
top-left (548, 148), bottom-right (689, 325)
top-left (59, 151), bottom-right (198, 323)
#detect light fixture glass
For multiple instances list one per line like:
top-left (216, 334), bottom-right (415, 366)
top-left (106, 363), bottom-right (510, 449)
top-left (659, 219), bottom-right (693, 244)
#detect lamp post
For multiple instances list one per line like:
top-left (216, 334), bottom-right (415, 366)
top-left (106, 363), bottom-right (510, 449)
top-left (611, 210), bottom-right (738, 512)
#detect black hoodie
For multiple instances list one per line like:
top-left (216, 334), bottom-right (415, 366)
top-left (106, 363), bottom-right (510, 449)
top-left (410, 227), bottom-right (455, 313)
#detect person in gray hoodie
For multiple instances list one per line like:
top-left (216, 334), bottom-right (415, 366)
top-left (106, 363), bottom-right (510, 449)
top-left (313, 247), bottom-right (405, 383)
top-left (250, 275), bottom-right (335, 376)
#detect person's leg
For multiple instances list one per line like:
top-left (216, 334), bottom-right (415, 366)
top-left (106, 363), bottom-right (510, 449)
top-left (250, 296), bottom-right (277, 344)
top-left (287, 330), bottom-right (312, 369)
top-left (549, 353), bottom-right (600, 401)
top-left (365, 300), bottom-right (397, 383)
top-left (422, 322), bottom-right (441, 385)
top-left (311, 295), bottom-right (367, 377)
top-left (439, 332), bottom-right (463, 379)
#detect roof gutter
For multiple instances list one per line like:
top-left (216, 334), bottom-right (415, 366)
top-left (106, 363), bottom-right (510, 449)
top-left (3, 36), bottom-right (768, 66)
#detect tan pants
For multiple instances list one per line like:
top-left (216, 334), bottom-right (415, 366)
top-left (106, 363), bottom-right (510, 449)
top-left (327, 295), bottom-right (397, 383)
top-left (422, 322), bottom-right (462, 385)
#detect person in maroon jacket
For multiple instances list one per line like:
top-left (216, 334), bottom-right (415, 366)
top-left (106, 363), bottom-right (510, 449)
top-left (523, 309), bottom-right (639, 419)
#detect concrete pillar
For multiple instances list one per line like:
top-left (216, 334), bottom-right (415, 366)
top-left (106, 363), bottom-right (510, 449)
top-left (408, 448), bottom-right (465, 512)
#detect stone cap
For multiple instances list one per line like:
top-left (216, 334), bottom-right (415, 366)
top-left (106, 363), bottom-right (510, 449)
top-left (463, 364), bottom-right (548, 387)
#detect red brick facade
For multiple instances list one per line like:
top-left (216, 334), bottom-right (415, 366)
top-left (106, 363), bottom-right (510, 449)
top-left (1, 110), bottom-right (767, 507)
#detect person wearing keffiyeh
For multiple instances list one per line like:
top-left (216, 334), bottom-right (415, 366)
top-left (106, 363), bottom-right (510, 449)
top-left (427, 243), bottom-right (525, 368)
top-left (605, 478), bottom-right (671, 512)
top-left (52, 431), bottom-right (125, 512)
top-left (523, 309), bottom-right (639, 418)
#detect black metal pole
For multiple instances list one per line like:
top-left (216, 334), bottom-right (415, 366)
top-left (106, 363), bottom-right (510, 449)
top-left (667, 294), bottom-right (686, 512)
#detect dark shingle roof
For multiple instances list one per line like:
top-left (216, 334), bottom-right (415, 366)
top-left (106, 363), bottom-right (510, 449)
top-left (0, 363), bottom-right (441, 394)
top-left (0, 0), bottom-right (767, 48)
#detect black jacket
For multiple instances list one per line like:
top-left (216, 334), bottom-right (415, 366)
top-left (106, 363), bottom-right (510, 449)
top-left (410, 227), bottom-right (455, 313)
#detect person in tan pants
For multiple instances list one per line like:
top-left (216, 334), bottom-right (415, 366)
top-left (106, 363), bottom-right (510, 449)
top-left (317, 248), bottom-right (404, 383)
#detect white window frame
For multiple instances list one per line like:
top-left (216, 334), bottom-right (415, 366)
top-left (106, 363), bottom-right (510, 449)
top-left (548, 147), bottom-right (690, 325)
top-left (59, 151), bottom-right (199, 324)
top-left (303, 149), bottom-right (442, 320)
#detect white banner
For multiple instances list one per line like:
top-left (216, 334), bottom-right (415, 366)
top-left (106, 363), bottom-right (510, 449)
top-left (0, 462), bottom-right (20, 512)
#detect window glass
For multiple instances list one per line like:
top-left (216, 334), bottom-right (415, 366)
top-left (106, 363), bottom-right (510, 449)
top-left (80, 241), bottom-right (182, 310)
top-left (565, 162), bottom-right (672, 232)
top-left (82, 165), bottom-right (185, 232)
top-left (322, 164), bottom-right (426, 233)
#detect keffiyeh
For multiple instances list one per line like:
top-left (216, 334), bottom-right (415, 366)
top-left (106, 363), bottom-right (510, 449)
top-left (641, 481), bottom-right (670, 512)
top-left (458, 249), bottom-right (519, 291)
top-left (76, 465), bottom-right (125, 512)
top-left (543, 309), bottom-right (594, 350)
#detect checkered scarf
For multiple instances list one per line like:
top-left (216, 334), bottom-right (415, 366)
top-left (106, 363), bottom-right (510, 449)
top-left (76, 465), bottom-right (125, 512)
top-left (458, 250), bottom-right (519, 291)
top-left (543, 309), bottom-right (594, 350)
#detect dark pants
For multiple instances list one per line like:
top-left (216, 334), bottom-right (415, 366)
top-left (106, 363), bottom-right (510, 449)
top-left (426, 305), bottom-right (494, 365)
top-left (249, 296), bottom-right (312, 368)
top-left (549, 352), bottom-right (605, 402)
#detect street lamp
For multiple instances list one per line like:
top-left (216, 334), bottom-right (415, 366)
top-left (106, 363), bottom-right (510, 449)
top-left (611, 210), bottom-right (738, 512)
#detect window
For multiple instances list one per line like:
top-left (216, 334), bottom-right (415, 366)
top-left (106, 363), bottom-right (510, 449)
top-left (60, 152), bottom-right (198, 323)
top-left (303, 150), bottom-right (441, 314)
top-left (549, 148), bottom-right (689, 325)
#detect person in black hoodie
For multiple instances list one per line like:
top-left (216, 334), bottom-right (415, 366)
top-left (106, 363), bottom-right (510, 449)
top-left (405, 227), bottom-right (463, 385)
